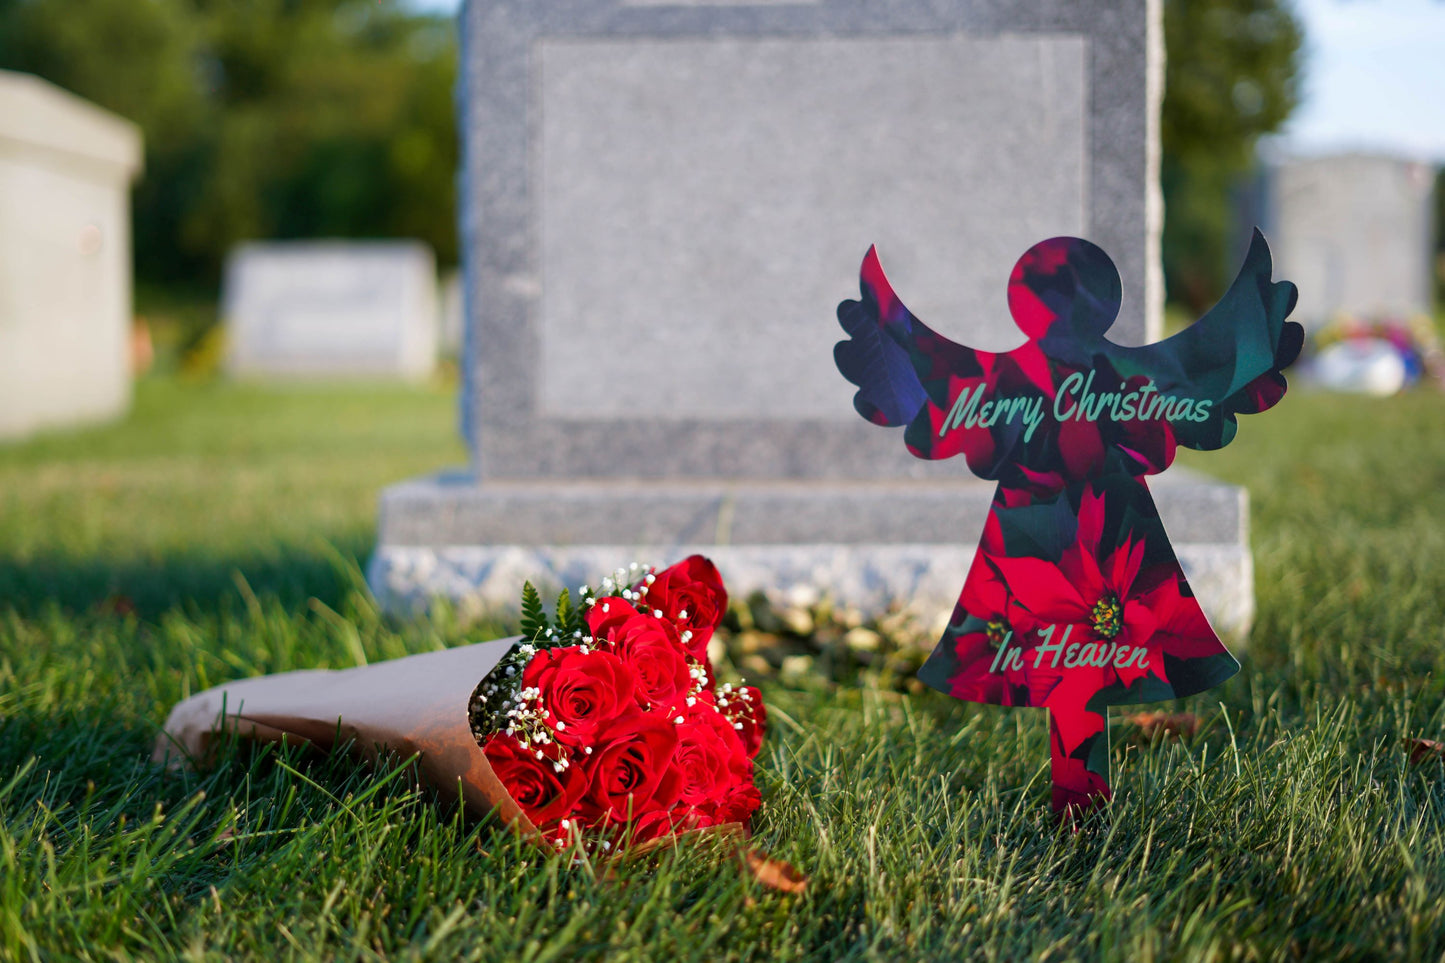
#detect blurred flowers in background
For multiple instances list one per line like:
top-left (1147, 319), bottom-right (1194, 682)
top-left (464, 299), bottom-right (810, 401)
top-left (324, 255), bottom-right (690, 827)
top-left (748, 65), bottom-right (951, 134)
top-left (1304, 313), bottom-right (1445, 394)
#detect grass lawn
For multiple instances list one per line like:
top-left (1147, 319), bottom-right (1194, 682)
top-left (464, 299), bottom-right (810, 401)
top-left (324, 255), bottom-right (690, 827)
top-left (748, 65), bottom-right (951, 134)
top-left (2, 375), bottom-right (1445, 961)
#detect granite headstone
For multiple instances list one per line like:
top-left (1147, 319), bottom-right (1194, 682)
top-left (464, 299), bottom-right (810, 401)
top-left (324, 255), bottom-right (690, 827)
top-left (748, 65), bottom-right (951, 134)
top-left (370, 0), bottom-right (1256, 636)
top-left (224, 241), bottom-right (438, 379)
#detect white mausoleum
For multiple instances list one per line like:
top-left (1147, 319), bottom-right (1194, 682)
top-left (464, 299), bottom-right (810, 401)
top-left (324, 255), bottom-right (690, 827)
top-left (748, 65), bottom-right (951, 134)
top-left (0, 70), bottom-right (143, 439)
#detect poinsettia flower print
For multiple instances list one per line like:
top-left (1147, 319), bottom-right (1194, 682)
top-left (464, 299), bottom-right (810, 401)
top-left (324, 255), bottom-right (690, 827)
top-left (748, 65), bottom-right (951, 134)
top-left (943, 482), bottom-right (1232, 816)
top-left (934, 514), bottom-right (1018, 706)
top-left (997, 486), bottom-right (1222, 701)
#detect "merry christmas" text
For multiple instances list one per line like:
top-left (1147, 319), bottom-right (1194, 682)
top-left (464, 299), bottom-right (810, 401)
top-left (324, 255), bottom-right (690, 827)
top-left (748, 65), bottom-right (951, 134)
top-left (940, 371), bottom-right (1213, 442)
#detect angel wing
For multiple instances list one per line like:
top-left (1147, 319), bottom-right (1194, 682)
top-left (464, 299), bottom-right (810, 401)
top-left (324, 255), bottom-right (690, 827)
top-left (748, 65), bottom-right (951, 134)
top-left (1104, 229), bottom-right (1303, 451)
top-left (834, 246), bottom-right (991, 460)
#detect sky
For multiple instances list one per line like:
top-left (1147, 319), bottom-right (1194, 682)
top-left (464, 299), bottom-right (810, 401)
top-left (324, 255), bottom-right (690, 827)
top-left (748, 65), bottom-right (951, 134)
top-left (1280, 0), bottom-right (1445, 162)
top-left (410, 0), bottom-right (1445, 163)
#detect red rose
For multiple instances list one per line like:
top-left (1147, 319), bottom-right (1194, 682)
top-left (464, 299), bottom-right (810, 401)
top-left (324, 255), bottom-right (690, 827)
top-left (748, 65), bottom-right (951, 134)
top-left (672, 704), bottom-right (747, 808)
top-left (483, 734), bottom-right (586, 829)
top-left (627, 808), bottom-right (682, 844)
top-left (607, 613), bottom-right (694, 711)
top-left (715, 684), bottom-right (767, 758)
top-left (521, 646), bottom-right (636, 748)
top-left (644, 555), bottom-right (727, 658)
top-left (708, 778), bottom-right (762, 826)
top-left (581, 713), bottom-right (683, 824)
top-left (585, 595), bottom-right (639, 641)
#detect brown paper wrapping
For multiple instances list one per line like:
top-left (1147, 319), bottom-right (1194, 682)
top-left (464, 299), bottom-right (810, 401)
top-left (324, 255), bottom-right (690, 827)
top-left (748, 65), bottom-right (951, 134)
top-left (153, 638), bottom-right (536, 836)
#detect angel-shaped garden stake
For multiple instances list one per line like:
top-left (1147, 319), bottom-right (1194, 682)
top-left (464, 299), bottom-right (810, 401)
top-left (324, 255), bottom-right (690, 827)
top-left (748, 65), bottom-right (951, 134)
top-left (834, 232), bottom-right (1301, 815)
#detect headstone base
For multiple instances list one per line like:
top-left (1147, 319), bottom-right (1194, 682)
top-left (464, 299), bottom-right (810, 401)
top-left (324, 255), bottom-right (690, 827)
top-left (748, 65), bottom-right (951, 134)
top-left (367, 470), bottom-right (1255, 639)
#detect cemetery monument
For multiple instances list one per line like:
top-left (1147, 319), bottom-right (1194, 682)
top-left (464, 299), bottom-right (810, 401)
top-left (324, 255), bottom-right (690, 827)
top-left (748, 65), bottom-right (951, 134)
top-left (224, 241), bottom-right (439, 380)
top-left (1266, 153), bottom-right (1436, 329)
top-left (0, 70), bottom-right (142, 440)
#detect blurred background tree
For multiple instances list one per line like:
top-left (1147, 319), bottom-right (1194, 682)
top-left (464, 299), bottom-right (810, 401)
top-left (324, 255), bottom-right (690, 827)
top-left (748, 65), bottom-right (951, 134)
top-left (1161, 0), bottom-right (1304, 315)
top-left (2, 0), bottom-right (1305, 319)
top-left (0, 0), bottom-right (457, 287)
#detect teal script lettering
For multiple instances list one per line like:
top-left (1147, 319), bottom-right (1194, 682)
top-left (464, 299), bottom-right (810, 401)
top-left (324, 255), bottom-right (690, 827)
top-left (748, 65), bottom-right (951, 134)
top-left (937, 376), bottom-right (1213, 440)
top-left (990, 624), bottom-right (1151, 674)
top-left (940, 384), bottom-right (1047, 441)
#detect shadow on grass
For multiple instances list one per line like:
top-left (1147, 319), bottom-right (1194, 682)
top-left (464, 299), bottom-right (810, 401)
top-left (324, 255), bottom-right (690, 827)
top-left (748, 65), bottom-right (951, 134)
top-left (0, 533), bottom-right (376, 619)
top-left (2, 699), bottom-right (440, 820)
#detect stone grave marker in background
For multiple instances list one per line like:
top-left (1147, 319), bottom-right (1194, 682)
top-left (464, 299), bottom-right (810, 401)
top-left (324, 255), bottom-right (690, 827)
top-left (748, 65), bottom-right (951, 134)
top-left (1267, 154), bottom-right (1436, 329)
top-left (224, 241), bottom-right (438, 380)
top-left (0, 70), bottom-right (142, 440)
top-left (370, 0), bottom-right (1257, 635)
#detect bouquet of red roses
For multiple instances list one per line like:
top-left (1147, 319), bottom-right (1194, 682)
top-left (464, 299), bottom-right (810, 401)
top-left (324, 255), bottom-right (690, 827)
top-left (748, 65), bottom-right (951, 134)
top-left (469, 556), bottom-right (766, 852)
top-left (155, 555), bottom-right (786, 877)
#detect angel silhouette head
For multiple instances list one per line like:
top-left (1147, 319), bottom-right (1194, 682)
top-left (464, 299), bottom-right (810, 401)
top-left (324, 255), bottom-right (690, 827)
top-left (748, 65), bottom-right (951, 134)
top-left (1007, 237), bottom-right (1122, 340)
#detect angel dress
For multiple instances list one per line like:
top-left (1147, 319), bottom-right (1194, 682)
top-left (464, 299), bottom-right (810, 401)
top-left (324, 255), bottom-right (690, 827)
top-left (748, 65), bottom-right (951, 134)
top-left (834, 232), bottom-right (1301, 814)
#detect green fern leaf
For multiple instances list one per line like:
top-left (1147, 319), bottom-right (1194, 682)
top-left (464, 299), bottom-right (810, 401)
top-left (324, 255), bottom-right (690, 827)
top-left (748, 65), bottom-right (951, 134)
top-left (555, 588), bottom-right (573, 638)
top-left (520, 581), bottom-right (548, 641)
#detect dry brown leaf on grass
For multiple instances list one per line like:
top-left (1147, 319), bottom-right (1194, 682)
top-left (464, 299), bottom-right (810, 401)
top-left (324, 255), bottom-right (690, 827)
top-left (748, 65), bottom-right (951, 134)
top-left (1406, 737), bottom-right (1445, 764)
top-left (1125, 711), bottom-right (1199, 741)
top-left (741, 848), bottom-right (808, 894)
top-left (588, 833), bottom-right (806, 895)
